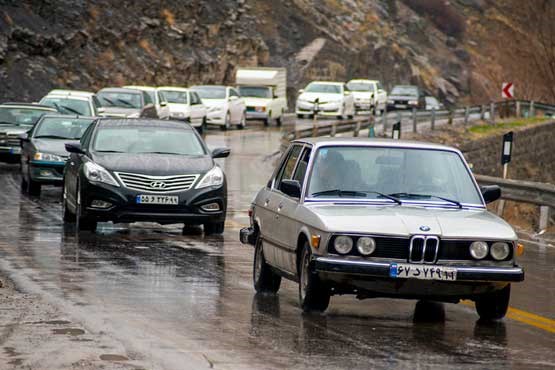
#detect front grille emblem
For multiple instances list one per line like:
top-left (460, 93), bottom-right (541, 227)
top-left (149, 181), bottom-right (167, 189)
top-left (409, 235), bottom-right (440, 264)
top-left (419, 225), bottom-right (431, 232)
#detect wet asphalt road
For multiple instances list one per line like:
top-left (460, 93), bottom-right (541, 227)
top-left (0, 123), bottom-right (554, 369)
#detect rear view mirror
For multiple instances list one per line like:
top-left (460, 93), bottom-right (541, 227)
top-left (481, 185), bottom-right (501, 203)
top-left (281, 179), bottom-right (301, 198)
top-left (65, 143), bottom-right (84, 154)
top-left (212, 147), bottom-right (230, 158)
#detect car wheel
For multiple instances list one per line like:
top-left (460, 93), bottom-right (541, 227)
top-left (221, 112), bottom-right (231, 131)
top-left (296, 114), bottom-right (303, 119)
top-left (204, 220), bottom-right (225, 235)
top-left (76, 184), bottom-right (96, 232)
top-left (237, 112), bottom-right (246, 130)
top-left (298, 243), bottom-right (330, 312)
top-left (62, 184), bottom-right (75, 222)
top-left (475, 284), bottom-right (511, 321)
top-left (28, 178), bottom-right (41, 196)
top-left (20, 176), bottom-right (28, 193)
top-left (253, 237), bottom-right (281, 293)
top-left (276, 113), bottom-right (283, 127)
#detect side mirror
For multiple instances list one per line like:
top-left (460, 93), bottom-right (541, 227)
top-left (481, 185), bottom-right (501, 204)
top-left (298, 89), bottom-right (304, 94)
top-left (280, 179), bottom-right (301, 198)
top-left (160, 101), bottom-right (168, 107)
top-left (273, 94), bottom-right (278, 99)
top-left (97, 107), bottom-right (106, 114)
top-left (65, 142), bottom-right (84, 154)
top-left (211, 147), bottom-right (230, 158)
top-left (18, 132), bottom-right (29, 141)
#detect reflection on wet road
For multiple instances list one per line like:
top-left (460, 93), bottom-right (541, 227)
top-left (0, 125), bottom-right (553, 369)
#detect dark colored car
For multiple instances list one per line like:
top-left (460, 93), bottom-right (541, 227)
top-left (0, 103), bottom-right (58, 163)
top-left (62, 118), bottom-right (230, 233)
top-left (96, 87), bottom-right (158, 118)
top-left (20, 115), bottom-right (94, 196)
top-left (386, 85), bottom-right (425, 111)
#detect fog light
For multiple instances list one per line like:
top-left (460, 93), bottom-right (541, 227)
top-left (201, 202), bottom-right (220, 212)
top-left (334, 236), bottom-right (353, 254)
top-left (490, 242), bottom-right (510, 260)
top-left (39, 170), bottom-right (53, 177)
top-left (357, 237), bottom-right (376, 255)
top-left (90, 200), bottom-right (112, 209)
top-left (469, 241), bottom-right (489, 260)
top-left (516, 243), bottom-right (524, 256)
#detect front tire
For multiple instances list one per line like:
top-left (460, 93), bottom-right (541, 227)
top-left (475, 284), bottom-right (511, 321)
top-left (204, 220), bottom-right (225, 235)
top-left (253, 237), bottom-right (281, 293)
top-left (76, 185), bottom-right (96, 232)
top-left (62, 184), bottom-right (75, 222)
top-left (299, 243), bottom-right (330, 312)
top-left (221, 112), bottom-right (231, 131)
top-left (27, 177), bottom-right (41, 196)
top-left (237, 112), bottom-right (246, 130)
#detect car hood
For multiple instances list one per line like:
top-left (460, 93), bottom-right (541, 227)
top-left (166, 103), bottom-right (191, 113)
top-left (298, 92), bottom-right (342, 103)
top-left (33, 138), bottom-right (77, 157)
top-left (389, 95), bottom-right (417, 101)
top-left (0, 125), bottom-right (32, 135)
top-left (90, 152), bottom-right (214, 176)
top-left (201, 99), bottom-right (226, 108)
top-left (306, 203), bottom-right (517, 240)
top-left (243, 97), bottom-right (270, 107)
top-left (101, 107), bottom-right (141, 117)
top-left (351, 91), bottom-right (373, 100)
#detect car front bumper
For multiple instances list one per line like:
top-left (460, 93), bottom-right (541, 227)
top-left (245, 111), bottom-right (268, 120)
top-left (313, 257), bottom-right (524, 283)
top-left (206, 111), bottom-right (226, 126)
top-left (0, 146), bottom-right (21, 161)
top-left (80, 180), bottom-right (227, 225)
top-left (29, 160), bottom-right (65, 184)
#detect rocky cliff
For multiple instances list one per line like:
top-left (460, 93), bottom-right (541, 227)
top-left (0, 0), bottom-right (552, 106)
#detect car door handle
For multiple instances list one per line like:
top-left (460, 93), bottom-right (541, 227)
top-left (277, 203), bottom-right (283, 212)
top-left (264, 198), bottom-right (270, 207)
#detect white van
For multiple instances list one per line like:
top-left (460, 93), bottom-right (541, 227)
top-left (236, 67), bottom-right (287, 126)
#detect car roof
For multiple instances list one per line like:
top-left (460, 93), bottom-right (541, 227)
top-left (45, 90), bottom-right (95, 97)
top-left (0, 103), bottom-right (57, 110)
top-left (123, 85), bottom-right (156, 91)
top-left (347, 79), bottom-right (380, 84)
top-left (157, 86), bottom-right (189, 92)
top-left (42, 94), bottom-right (90, 101)
top-left (96, 118), bottom-right (194, 130)
top-left (392, 85), bottom-right (418, 89)
top-left (97, 87), bottom-right (143, 94)
top-left (292, 137), bottom-right (460, 153)
top-left (307, 81), bottom-right (343, 86)
top-left (190, 85), bottom-right (227, 89)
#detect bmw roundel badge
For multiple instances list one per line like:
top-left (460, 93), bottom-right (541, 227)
top-left (419, 225), bottom-right (431, 232)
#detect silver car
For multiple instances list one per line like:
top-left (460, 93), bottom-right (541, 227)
top-left (240, 138), bottom-right (524, 320)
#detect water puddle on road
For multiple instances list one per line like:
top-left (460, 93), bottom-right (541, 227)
top-left (99, 354), bottom-right (129, 361)
top-left (52, 328), bottom-right (85, 335)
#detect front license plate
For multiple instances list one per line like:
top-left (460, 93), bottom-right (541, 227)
top-left (136, 195), bottom-right (178, 205)
top-left (389, 263), bottom-right (457, 281)
top-left (9, 147), bottom-right (21, 154)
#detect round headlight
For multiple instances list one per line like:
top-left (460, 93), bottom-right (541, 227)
top-left (469, 241), bottom-right (489, 260)
top-left (490, 242), bottom-right (510, 260)
top-left (334, 236), bottom-right (353, 254)
top-left (357, 237), bottom-right (376, 256)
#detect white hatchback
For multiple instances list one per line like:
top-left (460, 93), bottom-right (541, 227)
top-left (157, 87), bottom-right (207, 132)
top-left (123, 86), bottom-right (171, 120)
top-left (190, 85), bottom-right (246, 130)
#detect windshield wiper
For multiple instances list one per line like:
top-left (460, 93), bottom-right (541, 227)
top-left (117, 99), bottom-right (135, 108)
top-left (100, 97), bottom-right (115, 106)
top-left (95, 150), bottom-right (125, 153)
top-left (136, 151), bottom-right (181, 155)
top-left (311, 189), bottom-right (401, 205)
top-left (388, 192), bottom-right (462, 208)
top-left (59, 105), bottom-right (82, 115)
top-left (34, 135), bottom-right (73, 139)
top-left (0, 121), bottom-right (14, 125)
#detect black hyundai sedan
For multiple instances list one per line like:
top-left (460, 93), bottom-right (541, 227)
top-left (20, 115), bottom-right (94, 196)
top-left (62, 118), bottom-right (230, 233)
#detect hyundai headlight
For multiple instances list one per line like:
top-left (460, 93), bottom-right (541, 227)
top-left (196, 166), bottom-right (224, 189)
top-left (469, 241), bottom-right (489, 260)
top-left (34, 152), bottom-right (64, 162)
top-left (127, 112), bottom-right (141, 118)
top-left (334, 236), bottom-right (353, 254)
top-left (490, 242), bottom-right (510, 260)
top-left (83, 162), bottom-right (119, 187)
top-left (357, 237), bottom-right (376, 255)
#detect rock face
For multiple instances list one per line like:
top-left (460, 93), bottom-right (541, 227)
top-left (0, 0), bottom-right (549, 105)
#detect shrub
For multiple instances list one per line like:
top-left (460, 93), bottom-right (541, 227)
top-left (403, 0), bottom-right (466, 38)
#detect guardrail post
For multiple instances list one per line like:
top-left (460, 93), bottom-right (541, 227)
top-left (480, 104), bottom-right (485, 120)
top-left (448, 110), bottom-right (453, 125)
top-left (354, 121), bottom-right (361, 137)
top-left (412, 107), bottom-right (417, 133)
top-left (539, 206), bottom-right (550, 231)
top-left (312, 121), bottom-right (318, 137)
top-left (397, 111), bottom-right (402, 130)
top-left (490, 102), bottom-right (495, 124)
top-left (464, 106), bottom-right (469, 126)
top-left (330, 123), bottom-right (337, 137)
top-left (530, 101), bottom-right (535, 117)
top-left (431, 108), bottom-right (436, 130)
top-left (516, 100), bottom-right (521, 117)
top-left (383, 109), bottom-right (388, 135)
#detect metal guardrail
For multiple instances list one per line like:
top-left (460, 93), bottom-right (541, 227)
top-left (475, 175), bottom-right (554, 230)
top-left (283, 99), bottom-right (555, 142)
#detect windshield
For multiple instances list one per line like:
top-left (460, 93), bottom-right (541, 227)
top-left (41, 98), bottom-right (92, 116)
top-left (34, 117), bottom-right (94, 139)
top-left (97, 92), bottom-right (143, 109)
top-left (159, 90), bottom-right (188, 104)
top-left (93, 126), bottom-right (206, 155)
top-left (307, 146), bottom-right (482, 205)
top-left (346, 82), bottom-right (375, 92)
top-left (305, 83), bottom-right (341, 94)
top-left (0, 107), bottom-right (52, 126)
top-left (391, 86), bottom-right (418, 96)
top-left (238, 86), bottom-right (271, 98)
top-left (191, 86), bottom-right (226, 99)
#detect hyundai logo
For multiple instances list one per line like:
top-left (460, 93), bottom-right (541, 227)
top-left (149, 181), bottom-right (167, 189)
top-left (419, 225), bottom-right (431, 232)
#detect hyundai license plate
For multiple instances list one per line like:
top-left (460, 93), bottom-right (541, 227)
top-left (389, 263), bottom-right (457, 281)
top-left (136, 195), bottom-right (178, 205)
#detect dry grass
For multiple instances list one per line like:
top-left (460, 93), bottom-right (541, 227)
top-left (403, 0), bottom-right (466, 38)
top-left (161, 9), bottom-right (175, 26)
top-left (138, 39), bottom-right (155, 56)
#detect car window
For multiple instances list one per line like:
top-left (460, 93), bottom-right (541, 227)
top-left (143, 91), bottom-right (153, 105)
top-left (229, 88), bottom-right (239, 98)
top-left (0, 107), bottom-right (52, 126)
top-left (190, 92), bottom-right (201, 105)
top-left (33, 117), bottom-right (94, 140)
top-left (293, 147), bottom-right (312, 184)
top-left (390, 86), bottom-right (418, 96)
top-left (305, 83), bottom-right (341, 94)
top-left (97, 91), bottom-right (143, 109)
top-left (274, 145), bottom-right (302, 191)
top-left (346, 82), bottom-right (375, 92)
top-left (80, 120), bottom-right (96, 148)
top-left (159, 90), bottom-right (188, 104)
top-left (191, 86), bottom-right (227, 99)
top-left (157, 91), bottom-right (166, 104)
top-left (377, 82), bottom-right (384, 90)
